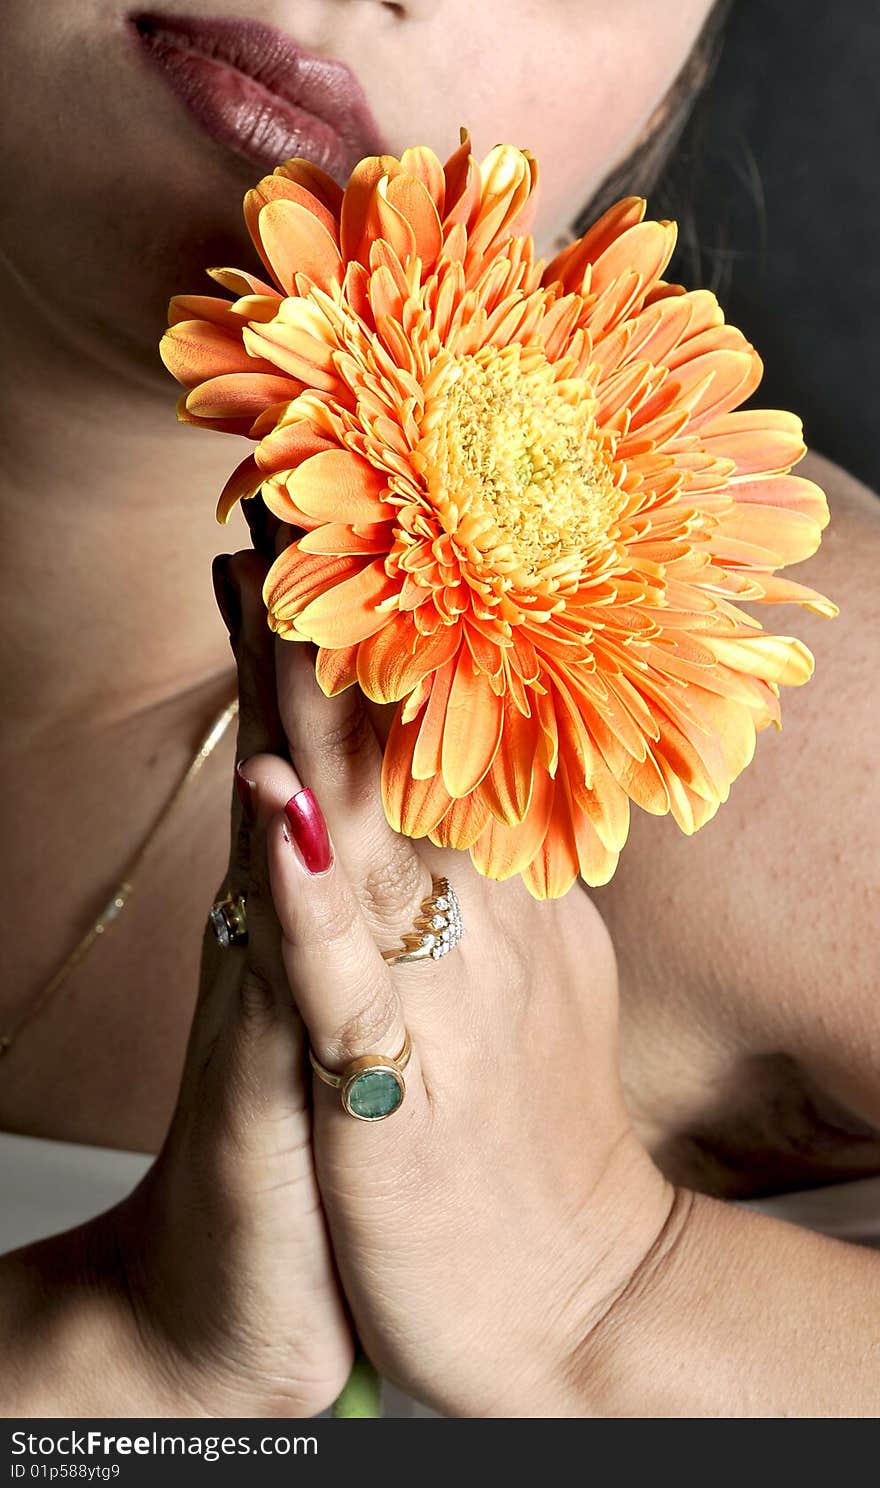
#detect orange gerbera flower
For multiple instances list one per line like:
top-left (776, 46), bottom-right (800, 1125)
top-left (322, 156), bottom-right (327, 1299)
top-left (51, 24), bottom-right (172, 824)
top-left (161, 132), bottom-right (835, 899)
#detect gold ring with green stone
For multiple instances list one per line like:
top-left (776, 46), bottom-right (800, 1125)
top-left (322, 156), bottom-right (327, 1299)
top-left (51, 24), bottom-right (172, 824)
top-left (309, 1030), bottom-right (412, 1122)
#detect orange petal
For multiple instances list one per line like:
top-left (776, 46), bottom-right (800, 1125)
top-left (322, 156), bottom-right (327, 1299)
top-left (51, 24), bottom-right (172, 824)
top-left (688, 687), bottom-right (759, 783)
top-left (412, 658), bottom-right (456, 779)
top-left (175, 388), bottom-right (252, 437)
top-left (381, 708), bottom-right (454, 838)
top-left (649, 702), bottom-right (730, 806)
top-left (466, 145), bottom-right (537, 262)
top-left (699, 408), bottom-right (806, 474)
top-left (216, 454), bottom-right (265, 524)
top-left (254, 199), bottom-right (343, 295)
top-left (707, 634), bottom-right (814, 687)
top-left (385, 173), bottom-right (443, 271)
top-left (586, 267), bottom-right (644, 339)
top-left (260, 473), bottom-right (321, 530)
top-left (665, 323), bottom-right (748, 371)
top-left (340, 154), bottom-right (401, 264)
top-left (544, 199), bottom-right (646, 295)
top-left (521, 780), bottom-right (581, 900)
top-left (442, 131), bottom-right (479, 225)
top-left (596, 358), bottom-right (657, 424)
top-left (643, 280), bottom-right (688, 309)
top-left (372, 270), bottom-right (410, 335)
top-left (287, 449), bottom-right (389, 525)
top-left (256, 419), bottom-right (338, 475)
top-left (315, 644), bottom-right (359, 695)
top-left (669, 348), bottom-right (763, 428)
top-left (264, 546), bottom-right (362, 620)
top-left (712, 504), bottom-right (823, 565)
top-left (592, 716), bottom-right (670, 815)
top-left (563, 766), bottom-right (621, 886)
top-left (401, 672), bottom-right (432, 724)
top-left (274, 159), bottom-right (344, 216)
top-left (357, 616), bottom-right (461, 704)
top-left (429, 793), bottom-right (491, 850)
top-left (160, 320), bottom-right (275, 389)
top-left (399, 145), bottom-right (446, 213)
top-left (341, 259), bottom-right (373, 326)
top-left (729, 474), bottom-right (830, 527)
top-left (533, 686), bottom-right (560, 774)
top-left (470, 769), bottom-right (553, 882)
top-left (208, 266), bottom-right (280, 298)
top-left (299, 521), bottom-right (393, 556)
top-left (750, 575), bottom-right (838, 617)
top-left (293, 559), bottom-right (398, 646)
top-left (678, 288), bottom-right (727, 340)
top-left (185, 372), bottom-right (298, 421)
top-left (611, 295), bottom-right (695, 371)
top-left (244, 171), bottom-right (339, 281)
top-left (167, 294), bottom-right (245, 330)
top-left (441, 647), bottom-right (504, 797)
top-left (478, 704), bottom-right (538, 825)
top-left (590, 219), bottom-right (678, 300)
top-left (565, 755), bottom-right (631, 855)
top-left (243, 302), bottom-right (339, 391)
top-left (564, 197), bottom-right (646, 273)
top-left (658, 763), bottom-right (721, 835)
top-left (373, 176), bottom-right (418, 264)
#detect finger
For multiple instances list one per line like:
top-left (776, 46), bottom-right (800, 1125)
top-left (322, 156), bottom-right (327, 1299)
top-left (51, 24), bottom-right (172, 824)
top-left (181, 555), bottom-right (289, 1084)
top-left (241, 489), bottom-right (283, 561)
top-left (273, 635), bottom-right (432, 942)
top-left (173, 854), bottom-right (311, 1146)
top-left (212, 550), bottom-right (287, 895)
top-left (265, 786), bottom-right (429, 1123)
top-left (201, 751), bottom-right (309, 1025)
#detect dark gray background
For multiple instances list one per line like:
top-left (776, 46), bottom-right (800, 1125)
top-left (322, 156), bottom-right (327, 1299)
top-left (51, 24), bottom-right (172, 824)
top-left (658, 0), bottom-right (879, 493)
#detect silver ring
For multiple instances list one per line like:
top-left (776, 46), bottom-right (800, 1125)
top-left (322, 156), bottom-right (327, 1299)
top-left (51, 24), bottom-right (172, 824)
top-left (209, 893), bottom-right (248, 949)
top-left (380, 876), bottom-right (463, 966)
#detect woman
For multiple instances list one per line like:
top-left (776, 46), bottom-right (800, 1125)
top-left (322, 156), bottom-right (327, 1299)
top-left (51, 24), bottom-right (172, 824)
top-left (1, 0), bottom-right (878, 1417)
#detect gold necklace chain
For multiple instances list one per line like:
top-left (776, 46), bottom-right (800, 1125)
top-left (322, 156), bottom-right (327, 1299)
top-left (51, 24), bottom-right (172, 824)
top-left (0, 695), bottom-right (239, 1059)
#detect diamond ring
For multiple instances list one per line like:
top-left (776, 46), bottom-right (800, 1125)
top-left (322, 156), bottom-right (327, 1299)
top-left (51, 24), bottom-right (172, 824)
top-left (380, 876), bottom-right (463, 967)
top-left (209, 892), bottom-right (248, 949)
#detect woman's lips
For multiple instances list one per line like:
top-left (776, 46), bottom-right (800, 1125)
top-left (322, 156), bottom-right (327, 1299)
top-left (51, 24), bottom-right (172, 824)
top-left (130, 12), bottom-right (387, 179)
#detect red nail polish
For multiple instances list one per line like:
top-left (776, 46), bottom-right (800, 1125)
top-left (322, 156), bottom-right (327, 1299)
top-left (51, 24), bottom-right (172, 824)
top-left (284, 789), bottom-right (333, 875)
top-left (235, 763), bottom-right (256, 823)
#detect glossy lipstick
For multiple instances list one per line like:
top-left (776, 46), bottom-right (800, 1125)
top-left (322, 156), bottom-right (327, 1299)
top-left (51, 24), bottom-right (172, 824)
top-left (130, 12), bottom-right (387, 178)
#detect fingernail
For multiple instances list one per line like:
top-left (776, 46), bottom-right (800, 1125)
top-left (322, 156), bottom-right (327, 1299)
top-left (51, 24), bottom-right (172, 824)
top-left (283, 788), bottom-right (333, 875)
top-left (212, 555), bottom-right (241, 640)
top-left (235, 762), bottom-right (256, 823)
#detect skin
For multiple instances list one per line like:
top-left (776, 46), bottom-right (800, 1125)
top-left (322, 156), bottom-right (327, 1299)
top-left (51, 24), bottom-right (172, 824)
top-left (1, 0), bottom-right (878, 1417)
top-left (247, 497), bottom-right (880, 1416)
top-left (0, 0), bottom-right (715, 1150)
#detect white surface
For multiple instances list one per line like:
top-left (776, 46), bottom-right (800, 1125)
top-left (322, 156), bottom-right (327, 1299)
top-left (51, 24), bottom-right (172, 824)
top-left (0, 1131), bottom-right (432, 1417)
top-left (2, 1130), bottom-right (879, 1418)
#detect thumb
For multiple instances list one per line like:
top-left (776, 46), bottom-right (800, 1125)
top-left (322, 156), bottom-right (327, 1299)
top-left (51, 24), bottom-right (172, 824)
top-left (256, 773), bottom-right (427, 1129)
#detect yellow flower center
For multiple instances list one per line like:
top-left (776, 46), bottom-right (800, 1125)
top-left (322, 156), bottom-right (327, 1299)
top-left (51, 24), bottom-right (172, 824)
top-left (422, 349), bottom-right (621, 575)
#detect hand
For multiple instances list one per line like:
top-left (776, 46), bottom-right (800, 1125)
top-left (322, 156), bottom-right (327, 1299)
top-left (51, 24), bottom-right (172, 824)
top-left (104, 553), bottom-right (352, 1417)
top-left (245, 625), bottom-right (676, 1418)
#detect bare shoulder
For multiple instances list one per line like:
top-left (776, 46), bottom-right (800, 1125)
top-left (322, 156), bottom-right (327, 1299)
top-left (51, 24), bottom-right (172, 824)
top-left (751, 450), bottom-right (880, 1117)
top-left (791, 447), bottom-right (876, 586)
top-left (801, 448), bottom-right (879, 511)
top-left (602, 447), bottom-right (880, 1135)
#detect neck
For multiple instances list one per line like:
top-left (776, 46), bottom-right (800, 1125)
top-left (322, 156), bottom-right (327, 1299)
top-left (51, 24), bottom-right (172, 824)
top-left (0, 269), bottom-right (242, 735)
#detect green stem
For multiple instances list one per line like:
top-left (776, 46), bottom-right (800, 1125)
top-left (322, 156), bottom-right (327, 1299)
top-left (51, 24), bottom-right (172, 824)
top-left (332, 1351), bottom-right (382, 1418)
